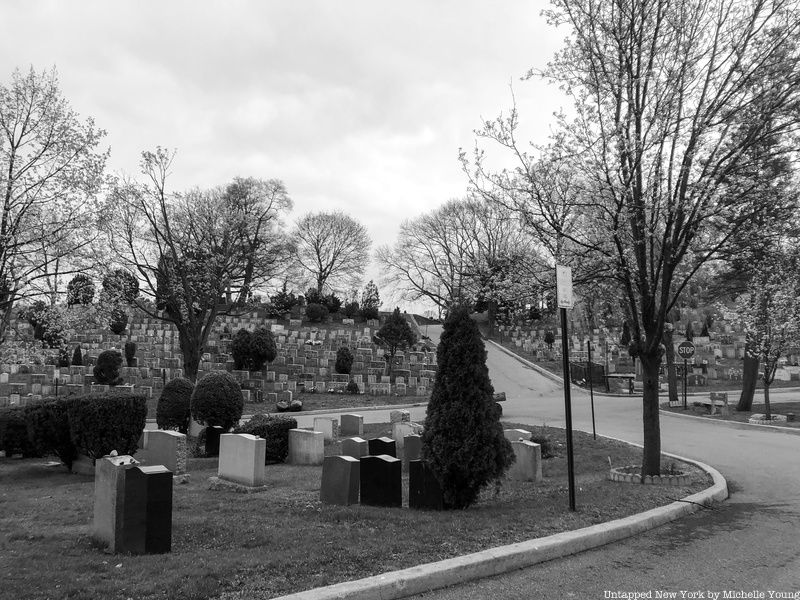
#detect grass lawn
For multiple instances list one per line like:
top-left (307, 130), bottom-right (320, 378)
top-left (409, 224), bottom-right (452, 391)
top-left (661, 400), bottom-right (800, 429)
top-left (0, 422), bottom-right (712, 600)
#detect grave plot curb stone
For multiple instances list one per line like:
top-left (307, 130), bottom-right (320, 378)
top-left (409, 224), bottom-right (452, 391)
top-left (226, 446), bottom-right (727, 600)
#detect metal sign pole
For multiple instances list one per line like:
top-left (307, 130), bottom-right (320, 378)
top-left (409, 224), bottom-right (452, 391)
top-left (560, 308), bottom-right (576, 511)
top-left (683, 358), bottom-right (688, 410)
top-left (588, 339), bottom-right (596, 440)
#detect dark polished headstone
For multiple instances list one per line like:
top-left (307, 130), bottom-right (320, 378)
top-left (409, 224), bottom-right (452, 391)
top-left (402, 435), bottom-right (422, 471)
top-left (205, 426), bottom-right (225, 457)
top-left (360, 454), bottom-right (402, 507)
top-left (123, 465), bottom-right (173, 554)
top-left (409, 460), bottom-right (444, 510)
top-left (367, 436), bottom-right (396, 458)
top-left (320, 455), bottom-right (360, 505)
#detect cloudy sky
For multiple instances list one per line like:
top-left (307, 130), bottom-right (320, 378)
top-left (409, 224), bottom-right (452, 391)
top-left (1, 0), bottom-right (568, 304)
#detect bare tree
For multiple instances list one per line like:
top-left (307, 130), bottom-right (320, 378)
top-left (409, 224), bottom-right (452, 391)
top-left (466, 0), bottom-right (800, 475)
top-left (183, 177), bottom-right (294, 304)
top-left (0, 67), bottom-right (107, 341)
top-left (104, 148), bottom-right (292, 380)
top-left (377, 198), bottom-right (546, 323)
top-left (291, 210), bottom-right (370, 294)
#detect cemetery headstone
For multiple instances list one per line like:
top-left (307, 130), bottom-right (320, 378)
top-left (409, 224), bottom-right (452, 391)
top-left (341, 437), bottom-right (369, 459)
top-left (205, 426), bottom-right (225, 457)
top-left (122, 465), bottom-right (174, 554)
top-left (360, 454), bottom-right (402, 508)
top-left (288, 429), bottom-right (324, 465)
top-left (320, 455), bottom-right (360, 505)
top-left (503, 428), bottom-right (532, 443)
top-left (93, 455), bottom-right (140, 553)
top-left (340, 413), bottom-right (364, 436)
top-left (368, 436), bottom-right (396, 458)
top-left (402, 434), bottom-right (422, 471)
top-left (139, 430), bottom-right (187, 477)
top-left (313, 417), bottom-right (339, 441)
top-left (408, 460), bottom-right (444, 510)
top-left (508, 440), bottom-right (543, 482)
top-left (218, 434), bottom-right (266, 487)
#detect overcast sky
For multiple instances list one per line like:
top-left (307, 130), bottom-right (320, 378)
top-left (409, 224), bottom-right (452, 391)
top-left (1, 0), bottom-right (568, 306)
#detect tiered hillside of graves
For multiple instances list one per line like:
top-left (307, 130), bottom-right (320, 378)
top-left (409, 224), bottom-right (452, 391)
top-left (0, 310), bottom-right (437, 409)
top-left (495, 306), bottom-right (800, 392)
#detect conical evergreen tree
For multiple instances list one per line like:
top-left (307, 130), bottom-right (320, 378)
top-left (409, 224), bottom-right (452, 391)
top-left (421, 307), bottom-right (514, 509)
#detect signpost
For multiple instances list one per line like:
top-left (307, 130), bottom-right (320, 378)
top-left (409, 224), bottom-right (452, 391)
top-left (677, 341), bottom-right (695, 410)
top-left (556, 265), bottom-right (576, 512)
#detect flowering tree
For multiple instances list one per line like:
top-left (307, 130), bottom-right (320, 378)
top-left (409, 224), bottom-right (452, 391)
top-left (464, 0), bottom-right (800, 476)
top-left (735, 255), bottom-right (800, 419)
top-left (0, 67), bottom-right (107, 342)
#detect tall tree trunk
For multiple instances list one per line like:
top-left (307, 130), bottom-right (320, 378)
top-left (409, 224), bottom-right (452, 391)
top-left (764, 381), bottom-right (771, 420)
top-left (178, 329), bottom-right (202, 382)
top-left (487, 299), bottom-right (497, 339)
top-left (737, 340), bottom-right (760, 411)
top-left (639, 352), bottom-right (662, 477)
top-left (663, 325), bottom-right (679, 405)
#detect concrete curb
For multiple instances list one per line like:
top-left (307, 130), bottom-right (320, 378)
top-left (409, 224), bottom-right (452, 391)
top-left (270, 449), bottom-right (727, 600)
top-left (660, 407), bottom-right (800, 437)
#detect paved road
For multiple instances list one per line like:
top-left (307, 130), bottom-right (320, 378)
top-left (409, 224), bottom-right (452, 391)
top-left (401, 340), bottom-right (800, 599)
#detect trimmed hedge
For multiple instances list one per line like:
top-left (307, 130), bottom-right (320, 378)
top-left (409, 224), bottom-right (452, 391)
top-left (233, 414), bottom-right (297, 464)
top-left (156, 377), bottom-right (194, 434)
top-left (67, 392), bottom-right (148, 459)
top-left (0, 406), bottom-right (38, 457)
top-left (190, 372), bottom-right (243, 430)
top-left (24, 398), bottom-right (77, 468)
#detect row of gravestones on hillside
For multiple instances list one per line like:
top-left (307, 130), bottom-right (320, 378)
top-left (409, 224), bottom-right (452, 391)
top-left (91, 415), bottom-right (543, 554)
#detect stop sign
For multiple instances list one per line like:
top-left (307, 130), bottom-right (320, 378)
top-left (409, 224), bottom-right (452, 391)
top-left (677, 341), bottom-right (695, 360)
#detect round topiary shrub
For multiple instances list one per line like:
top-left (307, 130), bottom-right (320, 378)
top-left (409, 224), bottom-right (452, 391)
top-left (335, 347), bottom-right (354, 375)
top-left (190, 372), bottom-right (243, 430)
top-left (93, 350), bottom-right (123, 386)
top-left (66, 274), bottom-right (95, 306)
top-left (249, 328), bottom-right (277, 371)
top-left (305, 303), bottom-right (329, 323)
top-left (109, 307), bottom-right (128, 335)
top-left (103, 268), bottom-right (139, 304)
top-left (67, 392), bottom-right (147, 459)
top-left (156, 377), bottom-right (194, 434)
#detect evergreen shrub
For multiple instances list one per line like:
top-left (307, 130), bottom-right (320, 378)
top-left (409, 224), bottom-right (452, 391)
top-left (156, 377), bottom-right (194, 434)
top-left (420, 307), bottom-right (514, 509)
top-left (93, 350), bottom-right (123, 386)
top-left (66, 392), bottom-right (147, 459)
top-left (249, 328), bottom-right (277, 371)
top-left (323, 293), bottom-right (342, 314)
top-left (72, 345), bottom-right (83, 366)
top-left (66, 274), bottom-right (95, 306)
top-left (233, 414), bottom-right (297, 463)
top-left (306, 303), bottom-right (328, 323)
top-left (124, 341), bottom-right (137, 367)
top-left (343, 301), bottom-right (359, 318)
top-left (190, 372), bottom-right (243, 430)
top-left (109, 307), bottom-right (128, 335)
top-left (102, 269), bottom-right (139, 304)
top-left (335, 347), bottom-right (354, 374)
top-left (346, 380), bottom-right (360, 395)
top-left (230, 329), bottom-right (251, 370)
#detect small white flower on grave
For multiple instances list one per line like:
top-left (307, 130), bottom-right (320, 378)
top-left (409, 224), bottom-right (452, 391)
top-left (115, 563), bottom-right (122, 568)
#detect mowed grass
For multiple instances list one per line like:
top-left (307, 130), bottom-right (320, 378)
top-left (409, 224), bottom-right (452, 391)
top-left (0, 422), bottom-right (712, 600)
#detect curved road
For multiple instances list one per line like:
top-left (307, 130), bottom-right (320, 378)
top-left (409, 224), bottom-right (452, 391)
top-left (402, 340), bottom-right (800, 598)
